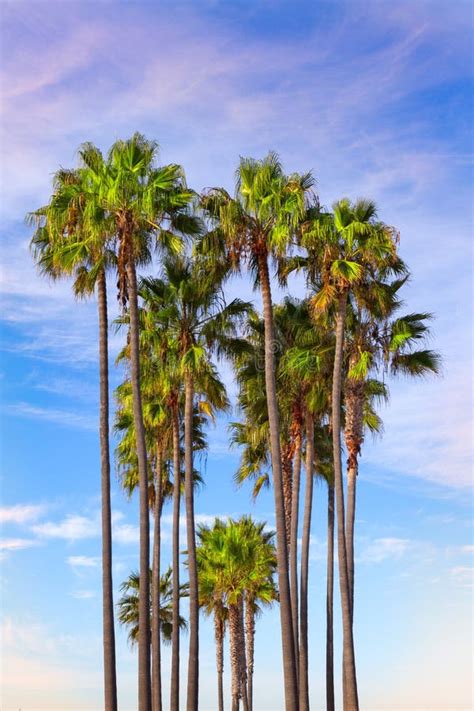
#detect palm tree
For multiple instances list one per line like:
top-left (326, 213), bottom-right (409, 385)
top-left (78, 133), bottom-right (198, 711)
top-left (196, 520), bottom-right (228, 711)
top-left (118, 567), bottom-right (188, 645)
top-left (29, 162), bottom-right (118, 711)
top-left (139, 257), bottom-right (251, 711)
top-left (300, 198), bottom-right (401, 710)
top-left (200, 154), bottom-right (314, 711)
top-left (196, 517), bottom-right (278, 711)
top-left (343, 286), bottom-right (440, 618)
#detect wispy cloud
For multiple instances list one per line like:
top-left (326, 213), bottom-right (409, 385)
top-left (358, 537), bottom-right (412, 564)
top-left (0, 537), bottom-right (41, 551)
top-left (4, 402), bottom-right (97, 431)
top-left (450, 566), bottom-right (473, 589)
top-left (66, 555), bottom-right (100, 568)
top-left (0, 503), bottom-right (46, 524)
top-left (69, 589), bottom-right (97, 599)
top-left (32, 514), bottom-right (100, 541)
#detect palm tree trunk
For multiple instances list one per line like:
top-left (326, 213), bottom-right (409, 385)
top-left (245, 599), bottom-right (255, 711)
top-left (332, 292), bottom-right (359, 711)
top-left (97, 268), bottom-right (117, 711)
top-left (152, 445), bottom-right (163, 711)
top-left (257, 254), bottom-right (298, 711)
top-left (344, 380), bottom-right (364, 622)
top-left (214, 611), bottom-right (225, 711)
top-left (326, 484), bottom-right (335, 711)
top-left (229, 603), bottom-right (241, 711)
top-left (185, 373), bottom-right (199, 711)
top-left (170, 404), bottom-right (180, 711)
top-left (299, 412), bottom-right (314, 711)
top-left (281, 443), bottom-right (293, 553)
top-left (126, 260), bottom-right (152, 711)
top-left (239, 597), bottom-right (249, 711)
top-left (346, 464), bottom-right (357, 623)
top-left (290, 423), bottom-right (302, 680)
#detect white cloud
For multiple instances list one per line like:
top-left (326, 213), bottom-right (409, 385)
top-left (358, 537), bottom-right (412, 564)
top-left (32, 514), bottom-right (100, 541)
top-left (69, 589), bottom-right (96, 599)
top-left (0, 537), bottom-right (40, 551)
top-left (113, 522), bottom-right (139, 545)
top-left (4, 402), bottom-right (97, 430)
top-left (450, 566), bottom-right (474, 588)
top-left (67, 555), bottom-right (100, 568)
top-left (0, 503), bottom-right (46, 524)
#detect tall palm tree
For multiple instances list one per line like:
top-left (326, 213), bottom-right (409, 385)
top-left (29, 163), bottom-right (118, 711)
top-left (78, 133), bottom-right (198, 710)
top-left (139, 257), bottom-right (251, 711)
top-left (344, 287), bottom-right (440, 618)
top-left (201, 154), bottom-right (314, 711)
top-left (301, 197), bottom-right (401, 710)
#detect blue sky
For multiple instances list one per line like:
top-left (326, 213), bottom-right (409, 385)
top-left (0, 1), bottom-right (472, 709)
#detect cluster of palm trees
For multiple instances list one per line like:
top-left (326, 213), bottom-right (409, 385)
top-left (29, 133), bottom-right (439, 711)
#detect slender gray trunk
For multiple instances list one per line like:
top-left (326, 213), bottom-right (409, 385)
top-left (126, 260), bottom-right (151, 711)
top-left (290, 425), bottom-right (302, 681)
top-left (332, 292), bottom-right (359, 711)
top-left (185, 374), bottom-right (199, 711)
top-left (326, 484), bottom-right (335, 711)
top-left (239, 597), bottom-right (249, 711)
top-left (299, 413), bottom-right (314, 711)
top-left (258, 254), bottom-right (298, 711)
top-left (346, 466), bottom-right (357, 623)
top-left (152, 446), bottom-right (163, 711)
top-left (229, 603), bottom-right (241, 711)
top-left (214, 611), bottom-right (225, 711)
top-left (170, 405), bottom-right (180, 711)
top-left (245, 599), bottom-right (255, 711)
top-left (97, 268), bottom-right (117, 711)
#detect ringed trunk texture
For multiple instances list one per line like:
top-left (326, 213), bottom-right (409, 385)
top-left (97, 269), bottom-right (117, 711)
top-left (170, 405), bottom-right (180, 711)
top-left (185, 374), bottom-right (199, 711)
top-left (229, 603), bottom-right (242, 711)
top-left (290, 425), bottom-right (302, 679)
top-left (245, 600), bottom-right (255, 711)
top-left (214, 612), bottom-right (225, 711)
top-left (281, 442), bottom-right (294, 553)
top-left (299, 413), bottom-right (314, 711)
top-left (258, 254), bottom-right (298, 711)
top-left (239, 598), bottom-right (249, 711)
top-left (151, 446), bottom-right (163, 711)
top-left (126, 260), bottom-right (151, 711)
top-left (332, 293), bottom-right (359, 711)
top-left (344, 378), bottom-right (364, 620)
top-left (346, 465), bottom-right (357, 623)
top-left (326, 484), bottom-right (335, 711)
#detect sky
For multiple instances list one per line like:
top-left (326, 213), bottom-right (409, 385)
top-left (0, 0), bottom-right (473, 709)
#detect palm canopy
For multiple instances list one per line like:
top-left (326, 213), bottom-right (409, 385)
top-left (195, 516), bottom-right (278, 609)
top-left (138, 254), bottom-right (253, 403)
top-left (294, 197), bottom-right (404, 314)
top-left (117, 567), bottom-right (188, 646)
top-left (29, 162), bottom-right (116, 296)
top-left (199, 152), bottom-right (316, 281)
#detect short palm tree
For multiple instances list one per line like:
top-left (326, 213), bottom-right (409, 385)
top-left (118, 567), bottom-right (188, 645)
top-left (196, 517), bottom-right (278, 711)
